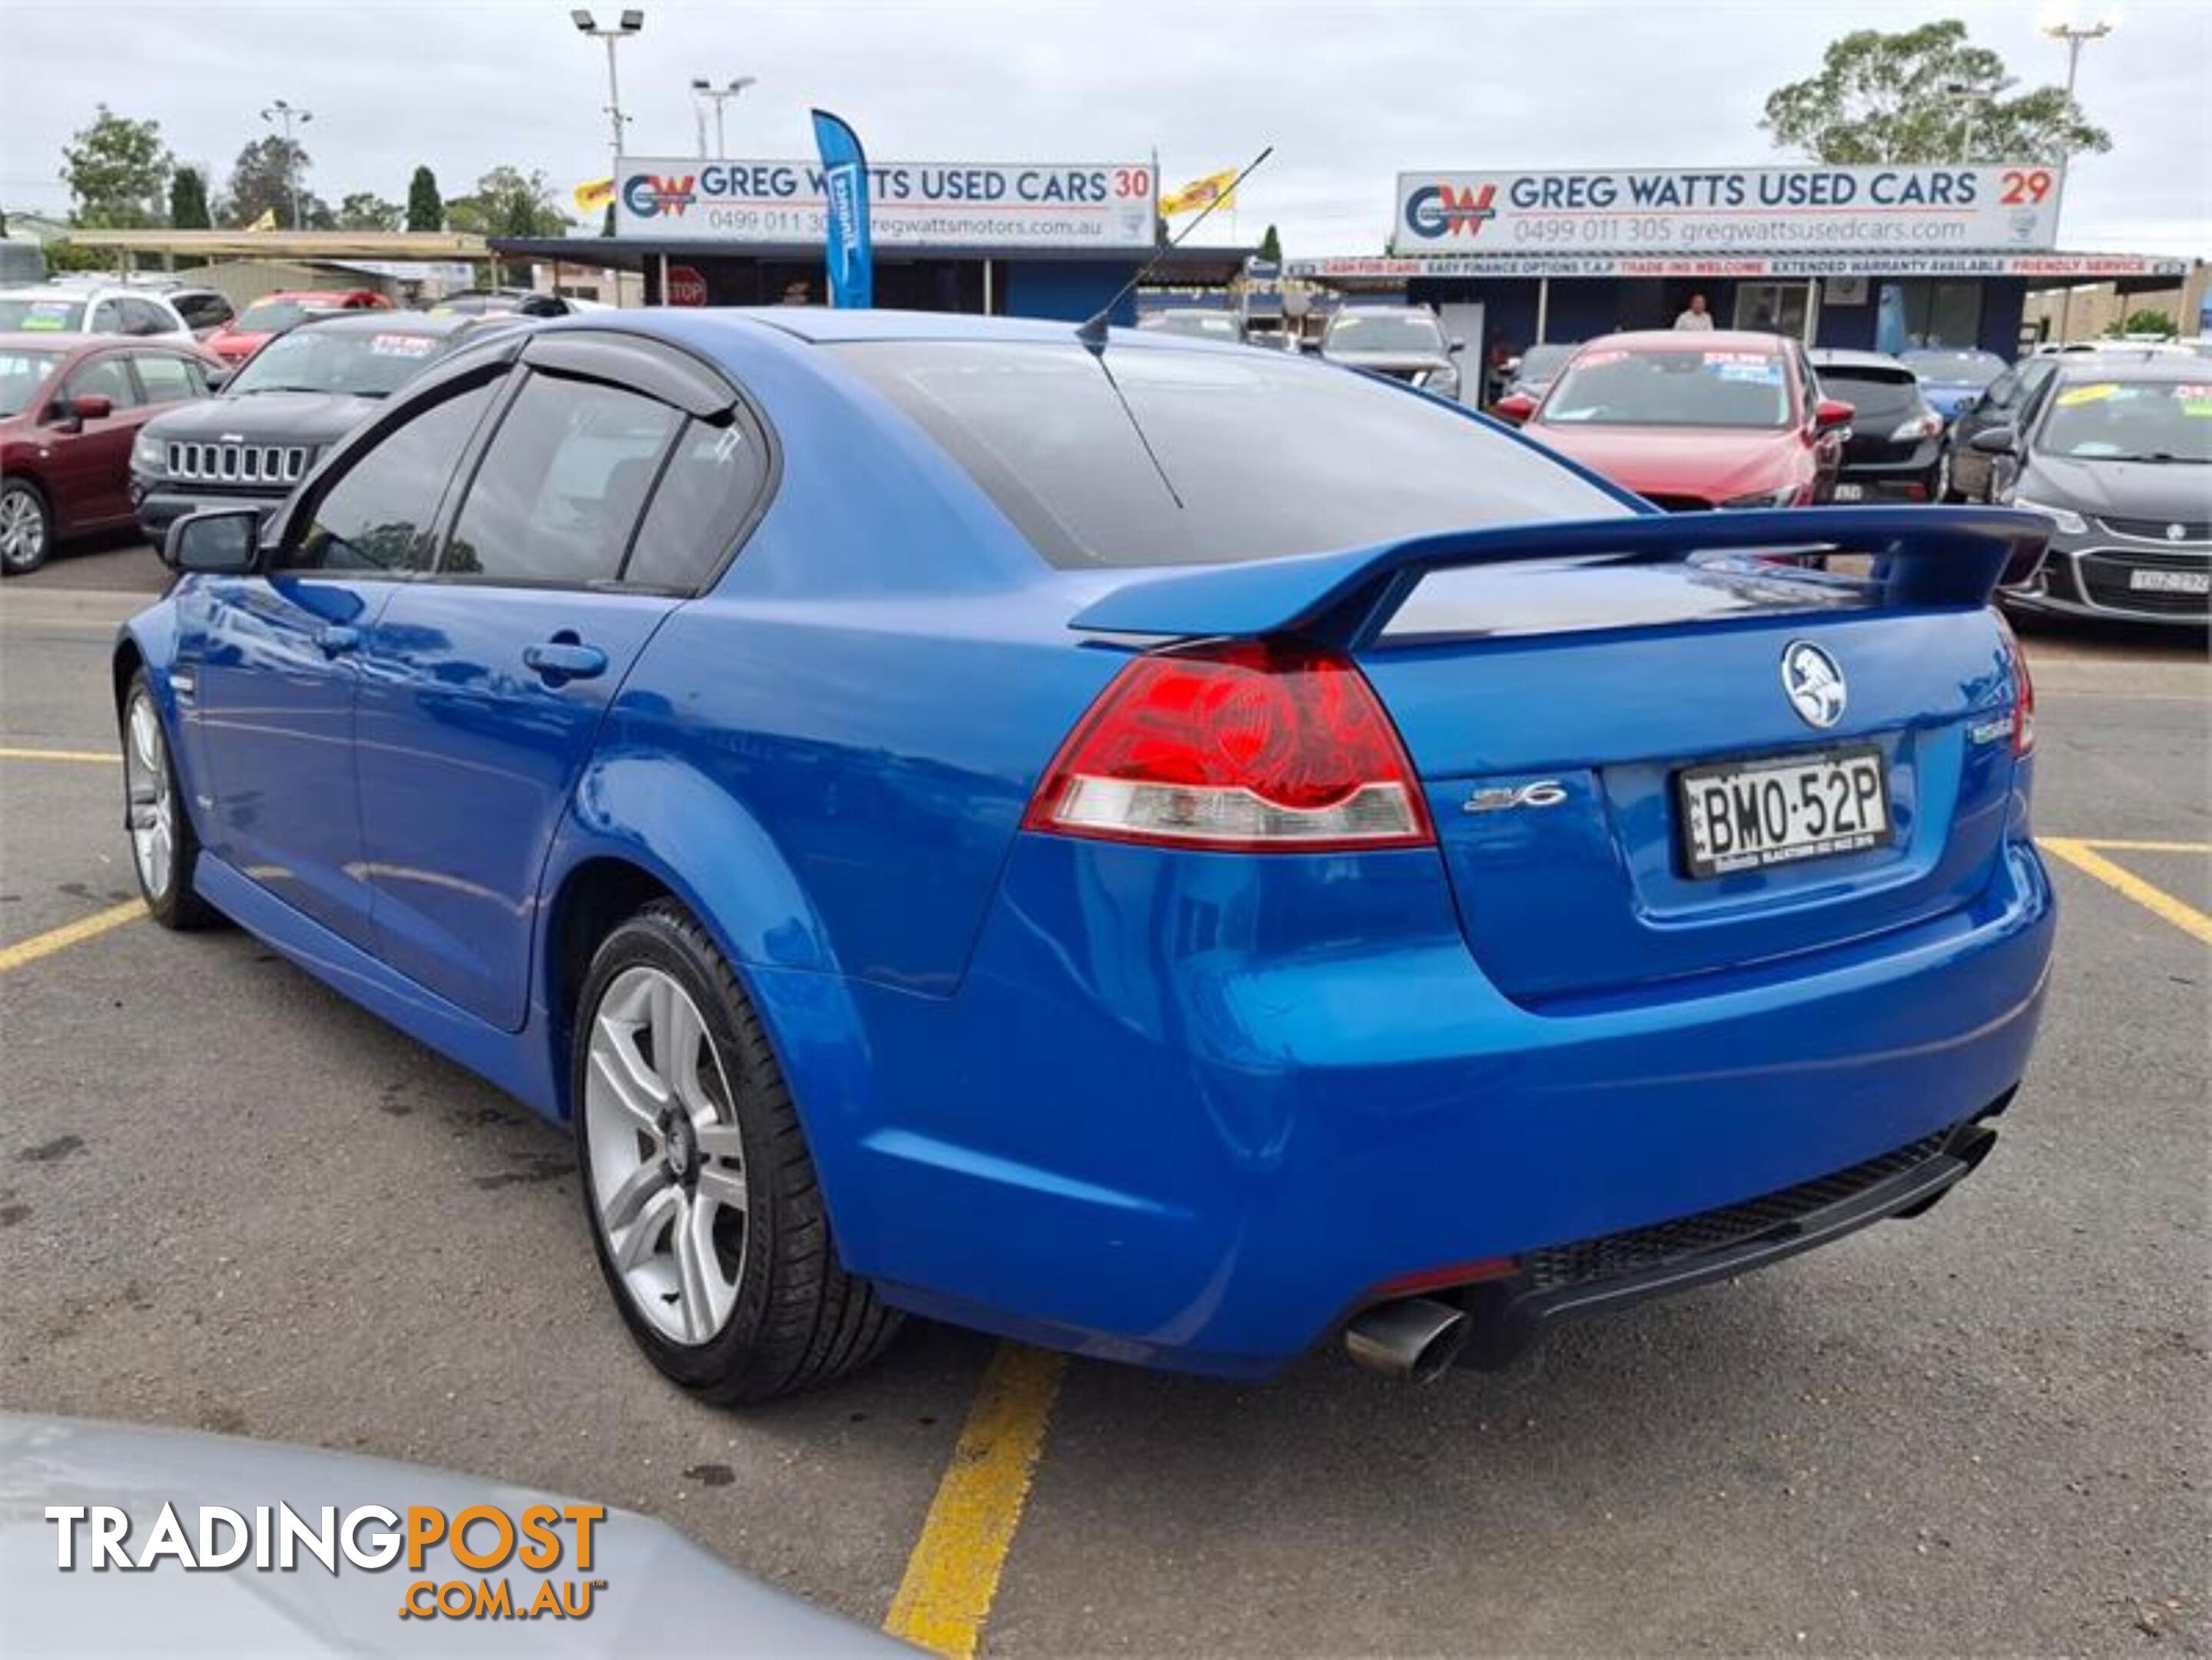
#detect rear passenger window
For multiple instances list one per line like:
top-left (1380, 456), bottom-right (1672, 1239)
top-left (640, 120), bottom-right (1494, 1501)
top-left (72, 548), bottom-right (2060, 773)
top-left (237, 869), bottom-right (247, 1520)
top-left (443, 374), bottom-right (678, 586)
top-left (121, 297), bottom-right (174, 336)
top-left (625, 415), bottom-right (766, 590)
top-left (293, 380), bottom-right (499, 573)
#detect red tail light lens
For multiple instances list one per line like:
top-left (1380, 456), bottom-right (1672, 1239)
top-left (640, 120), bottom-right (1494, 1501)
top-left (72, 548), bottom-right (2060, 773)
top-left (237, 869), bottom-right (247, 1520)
top-left (1023, 640), bottom-right (1434, 852)
top-left (1995, 612), bottom-right (2035, 756)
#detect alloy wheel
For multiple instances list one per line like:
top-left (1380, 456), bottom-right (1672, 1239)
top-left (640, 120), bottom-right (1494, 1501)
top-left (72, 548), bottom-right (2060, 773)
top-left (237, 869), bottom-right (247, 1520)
top-left (125, 692), bottom-right (174, 900)
top-left (582, 964), bottom-right (749, 1346)
top-left (0, 489), bottom-right (45, 572)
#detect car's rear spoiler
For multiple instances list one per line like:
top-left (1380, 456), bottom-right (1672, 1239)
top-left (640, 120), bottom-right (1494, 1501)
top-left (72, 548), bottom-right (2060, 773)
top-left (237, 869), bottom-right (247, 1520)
top-left (1066, 506), bottom-right (2050, 646)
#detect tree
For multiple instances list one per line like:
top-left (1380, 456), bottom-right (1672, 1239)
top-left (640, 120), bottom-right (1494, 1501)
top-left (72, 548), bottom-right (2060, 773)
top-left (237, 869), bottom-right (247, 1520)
top-left (2106, 306), bottom-right (2177, 338)
top-left (442, 167), bottom-right (570, 238)
top-left (226, 134), bottom-right (313, 227)
top-left (406, 164), bottom-right (443, 232)
top-left (1258, 223), bottom-right (1282, 265)
top-left (337, 191), bottom-right (403, 232)
top-left (168, 167), bottom-right (211, 230)
top-left (60, 105), bottom-right (172, 227)
top-left (1762, 19), bottom-right (2110, 166)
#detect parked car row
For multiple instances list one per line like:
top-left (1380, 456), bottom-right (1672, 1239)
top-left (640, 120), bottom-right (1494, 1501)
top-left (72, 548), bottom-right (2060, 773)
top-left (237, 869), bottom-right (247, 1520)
top-left (0, 307), bottom-right (521, 574)
top-left (1471, 328), bottom-right (2205, 629)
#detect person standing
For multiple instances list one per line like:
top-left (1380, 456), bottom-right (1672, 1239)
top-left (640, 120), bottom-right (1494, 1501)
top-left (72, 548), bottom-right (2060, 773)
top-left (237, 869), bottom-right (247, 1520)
top-left (1673, 293), bottom-right (1715, 330)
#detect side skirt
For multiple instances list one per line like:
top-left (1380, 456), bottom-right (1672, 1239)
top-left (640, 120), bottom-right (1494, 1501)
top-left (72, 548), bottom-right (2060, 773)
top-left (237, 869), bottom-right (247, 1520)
top-left (194, 854), bottom-right (562, 1120)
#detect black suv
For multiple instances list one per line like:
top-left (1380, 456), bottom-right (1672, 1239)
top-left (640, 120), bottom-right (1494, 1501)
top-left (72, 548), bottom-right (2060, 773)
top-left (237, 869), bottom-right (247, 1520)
top-left (131, 311), bottom-right (515, 537)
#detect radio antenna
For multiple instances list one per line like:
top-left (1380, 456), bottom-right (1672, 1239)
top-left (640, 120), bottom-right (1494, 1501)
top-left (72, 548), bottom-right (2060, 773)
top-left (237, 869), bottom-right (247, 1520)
top-left (1076, 146), bottom-right (1274, 352)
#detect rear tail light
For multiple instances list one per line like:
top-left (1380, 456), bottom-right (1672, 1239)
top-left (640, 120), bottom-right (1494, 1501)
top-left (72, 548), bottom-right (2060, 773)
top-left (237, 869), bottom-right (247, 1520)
top-left (1889, 412), bottom-right (1945, 443)
top-left (1022, 639), bottom-right (1434, 852)
top-left (1995, 612), bottom-right (2035, 756)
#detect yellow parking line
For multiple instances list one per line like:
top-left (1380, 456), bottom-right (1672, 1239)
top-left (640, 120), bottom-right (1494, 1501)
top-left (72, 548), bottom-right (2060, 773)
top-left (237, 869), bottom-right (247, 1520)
top-left (2068, 838), bottom-right (2212, 855)
top-left (0, 746), bottom-right (118, 764)
top-left (885, 1344), bottom-right (1066, 1658)
top-left (0, 900), bottom-right (146, 974)
top-left (2041, 838), bottom-right (2212, 945)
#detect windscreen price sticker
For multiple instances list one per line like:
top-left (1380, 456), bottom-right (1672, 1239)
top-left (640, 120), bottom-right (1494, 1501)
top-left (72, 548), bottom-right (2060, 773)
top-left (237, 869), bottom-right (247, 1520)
top-left (45, 1500), bottom-right (611, 1622)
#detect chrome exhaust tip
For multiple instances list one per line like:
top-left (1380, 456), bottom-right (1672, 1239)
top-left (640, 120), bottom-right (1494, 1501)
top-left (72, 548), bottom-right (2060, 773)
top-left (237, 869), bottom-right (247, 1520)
top-left (1342, 1297), bottom-right (1469, 1383)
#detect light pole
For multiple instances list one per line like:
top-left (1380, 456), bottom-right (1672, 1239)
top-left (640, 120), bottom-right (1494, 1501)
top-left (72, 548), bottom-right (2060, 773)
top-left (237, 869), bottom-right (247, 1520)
top-left (572, 9), bottom-right (644, 185)
top-left (689, 77), bottom-right (756, 159)
top-left (1942, 80), bottom-right (1993, 164)
top-left (2040, 10), bottom-right (2114, 104)
top-left (258, 98), bottom-right (313, 228)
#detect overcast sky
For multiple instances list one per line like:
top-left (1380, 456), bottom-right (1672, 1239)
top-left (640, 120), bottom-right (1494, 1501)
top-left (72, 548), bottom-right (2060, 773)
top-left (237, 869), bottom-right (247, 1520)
top-left (5, 0), bottom-right (2207, 257)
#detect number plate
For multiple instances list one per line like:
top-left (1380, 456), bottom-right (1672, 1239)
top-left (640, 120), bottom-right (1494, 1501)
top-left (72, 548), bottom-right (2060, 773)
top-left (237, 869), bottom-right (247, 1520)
top-left (1676, 746), bottom-right (1891, 878)
top-left (1831, 482), bottom-right (1865, 501)
top-left (2129, 567), bottom-right (2210, 595)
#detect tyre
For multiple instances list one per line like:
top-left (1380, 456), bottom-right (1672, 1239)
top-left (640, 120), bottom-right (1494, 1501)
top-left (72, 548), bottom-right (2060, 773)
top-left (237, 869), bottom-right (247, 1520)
top-left (572, 901), bottom-right (900, 1402)
top-left (121, 671), bottom-right (217, 929)
top-left (0, 479), bottom-right (51, 576)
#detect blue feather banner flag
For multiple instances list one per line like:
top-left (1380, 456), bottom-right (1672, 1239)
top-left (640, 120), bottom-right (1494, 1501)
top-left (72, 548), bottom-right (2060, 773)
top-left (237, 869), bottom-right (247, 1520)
top-left (810, 109), bottom-right (874, 309)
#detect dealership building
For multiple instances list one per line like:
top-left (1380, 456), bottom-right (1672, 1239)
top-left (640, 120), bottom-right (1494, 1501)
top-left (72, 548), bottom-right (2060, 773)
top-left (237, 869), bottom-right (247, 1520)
top-left (492, 155), bottom-right (1247, 323)
top-left (1288, 164), bottom-right (2192, 364)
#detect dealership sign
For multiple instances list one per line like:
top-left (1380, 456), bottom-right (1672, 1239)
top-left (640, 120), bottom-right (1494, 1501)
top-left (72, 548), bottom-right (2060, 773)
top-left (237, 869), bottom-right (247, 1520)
top-left (1290, 251), bottom-right (2184, 283)
top-left (1388, 166), bottom-right (2065, 257)
top-left (615, 158), bottom-right (1156, 249)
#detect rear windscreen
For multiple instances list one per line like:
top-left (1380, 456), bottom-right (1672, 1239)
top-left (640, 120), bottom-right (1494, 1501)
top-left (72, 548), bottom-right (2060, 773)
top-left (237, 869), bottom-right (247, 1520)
top-left (834, 339), bottom-right (1629, 569)
top-left (1817, 368), bottom-right (1921, 422)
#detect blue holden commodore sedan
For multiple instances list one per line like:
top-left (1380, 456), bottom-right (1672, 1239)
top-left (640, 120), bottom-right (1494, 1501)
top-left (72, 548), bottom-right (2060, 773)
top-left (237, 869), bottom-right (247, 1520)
top-left (121, 309), bottom-right (2056, 1399)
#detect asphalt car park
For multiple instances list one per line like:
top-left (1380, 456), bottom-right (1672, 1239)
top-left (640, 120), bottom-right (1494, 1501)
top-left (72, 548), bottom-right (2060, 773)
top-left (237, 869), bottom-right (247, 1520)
top-left (1, 543), bottom-right (2205, 1655)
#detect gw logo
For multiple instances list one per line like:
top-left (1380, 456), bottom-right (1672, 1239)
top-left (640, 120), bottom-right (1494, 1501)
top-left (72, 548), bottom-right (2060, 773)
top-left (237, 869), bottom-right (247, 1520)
top-left (622, 174), bottom-right (697, 219)
top-left (1404, 182), bottom-right (1499, 240)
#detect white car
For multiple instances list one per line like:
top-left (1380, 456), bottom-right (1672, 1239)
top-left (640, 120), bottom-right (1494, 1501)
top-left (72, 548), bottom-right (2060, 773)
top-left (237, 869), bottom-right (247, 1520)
top-left (0, 283), bottom-right (193, 342)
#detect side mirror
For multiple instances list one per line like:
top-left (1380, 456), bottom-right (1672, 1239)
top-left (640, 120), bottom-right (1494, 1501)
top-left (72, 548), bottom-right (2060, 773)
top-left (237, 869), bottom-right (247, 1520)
top-left (164, 507), bottom-right (263, 575)
top-left (55, 393), bottom-right (114, 424)
top-left (204, 368), bottom-right (230, 393)
top-left (1491, 393), bottom-right (1537, 424)
top-left (1447, 337), bottom-right (1466, 355)
top-left (1813, 397), bottom-right (1855, 433)
top-left (1969, 425), bottom-right (2018, 456)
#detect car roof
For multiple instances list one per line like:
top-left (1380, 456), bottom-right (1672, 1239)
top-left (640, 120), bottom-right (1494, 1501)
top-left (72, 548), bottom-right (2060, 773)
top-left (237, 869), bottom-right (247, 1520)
top-left (287, 310), bottom-right (477, 337)
top-left (2049, 355), bottom-right (2209, 383)
top-left (541, 307), bottom-right (1285, 367)
top-left (0, 331), bottom-right (107, 355)
top-left (1809, 348), bottom-right (1909, 371)
top-left (248, 288), bottom-right (376, 302)
top-left (669, 306), bottom-right (1149, 347)
top-left (1586, 329), bottom-right (1788, 354)
top-left (0, 284), bottom-right (118, 300)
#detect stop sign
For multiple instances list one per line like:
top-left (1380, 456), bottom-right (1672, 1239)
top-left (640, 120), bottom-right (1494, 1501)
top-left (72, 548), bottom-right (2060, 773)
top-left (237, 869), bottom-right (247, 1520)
top-left (665, 264), bottom-right (708, 307)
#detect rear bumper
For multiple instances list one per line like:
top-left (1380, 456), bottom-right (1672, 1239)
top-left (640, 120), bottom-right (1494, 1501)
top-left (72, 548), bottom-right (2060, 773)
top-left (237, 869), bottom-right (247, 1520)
top-left (781, 831), bottom-right (2054, 1379)
top-left (1832, 449), bottom-right (1942, 500)
top-left (1452, 1111), bottom-right (2001, 1368)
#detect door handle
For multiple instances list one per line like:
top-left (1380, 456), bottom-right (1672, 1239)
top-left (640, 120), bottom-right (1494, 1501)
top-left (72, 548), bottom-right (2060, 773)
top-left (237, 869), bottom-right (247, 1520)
top-left (522, 637), bottom-right (609, 685)
top-left (315, 625), bottom-right (361, 656)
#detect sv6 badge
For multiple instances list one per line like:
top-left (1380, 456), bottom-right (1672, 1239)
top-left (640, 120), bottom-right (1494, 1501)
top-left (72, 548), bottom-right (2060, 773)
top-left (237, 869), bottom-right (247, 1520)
top-left (1463, 779), bottom-right (1569, 814)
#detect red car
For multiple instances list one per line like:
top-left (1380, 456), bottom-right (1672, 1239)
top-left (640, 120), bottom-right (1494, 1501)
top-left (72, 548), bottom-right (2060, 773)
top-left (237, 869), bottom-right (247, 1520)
top-left (0, 334), bottom-right (221, 575)
top-left (1494, 330), bottom-right (1853, 511)
top-left (202, 287), bottom-right (393, 366)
